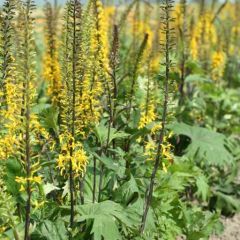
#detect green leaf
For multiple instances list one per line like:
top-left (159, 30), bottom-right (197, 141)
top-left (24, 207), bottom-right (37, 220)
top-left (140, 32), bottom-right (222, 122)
top-left (43, 183), bottom-right (60, 196)
top-left (185, 74), bottom-right (211, 83)
top-left (4, 158), bottom-right (23, 195)
top-left (40, 106), bottom-right (59, 135)
top-left (195, 175), bottom-right (209, 202)
top-left (170, 122), bottom-right (234, 167)
top-left (93, 153), bottom-right (125, 178)
top-left (3, 223), bottom-right (25, 240)
top-left (91, 215), bottom-right (121, 240)
top-left (180, 204), bottom-right (221, 240)
top-left (94, 122), bottom-right (129, 147)
top-left (75, 201), bottom-right (138, 240)
top-left (62, 181), bottom-right (70, 198)
top-left (6, 158), bottom-right (22, 173)
top-left (114, 175), bottom-right (139, 205)
top-left (214, 191), bottom-right (240, 213)
top-left (32, 102), bottom-right (52, 114)
top-left (35, 220), bottom-right (68, 240)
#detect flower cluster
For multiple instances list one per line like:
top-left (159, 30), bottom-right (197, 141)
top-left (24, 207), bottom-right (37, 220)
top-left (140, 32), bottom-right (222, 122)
top-left (42, 2), bottom-right (61, 105)
top-left (211, 51), bottom-right (226, 81)
top-left (57, 133), bottom-right (88, 177)
top-left (190, 13), bottom-right (217, 61)
top-left (138, 100), bottom-right (156, 129)
top-left (144, 131), bottom-right (174, 172)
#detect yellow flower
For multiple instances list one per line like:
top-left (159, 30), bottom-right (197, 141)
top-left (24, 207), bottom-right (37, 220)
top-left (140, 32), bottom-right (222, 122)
top-left (143, 131), bottom-right (174, 166)
top-left (161, 143), bottom-right (173, 163)
top-left (19, 185), bottom-right (25, 192)
top-left (136, 137), bottom-right (142, 143)
top-left (190, 37), bottom-right (198, 60)
top-left (43, 52), bottom-right (61, 105)
top-left (190, 12), bottom-right (217, 61)
top-left (138, 101), bottom-right (156, 129)
top-left (151, 123), bottom-right (162, 134)
top-left (15, 176), bottom-right (26, 184)
top-left (43, 3), bottom-right (61, 106)
top-left (144, 140), bottom-right (157, 161)
top-left (32, 176), bottom-right (42, 184)
top-left (162, 162), bottom-right (168, 173)
top-left (57, 133), bottom-right (88, 177)
top-left (15, 175), bottom-right (42, 188)
top-left (32, 200), bottom-right (46, 209)
top-left (211, 51), bottom-right (226, 81)
top-left (0, 226), bottom-right (7, 234)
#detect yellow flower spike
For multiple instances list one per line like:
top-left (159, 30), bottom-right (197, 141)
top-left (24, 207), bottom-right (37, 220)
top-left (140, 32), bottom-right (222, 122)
top-left (43, 3), bottom-right (61, 106)
top-left (144, 140), bottom-right (157, 161)
top-left (211, 50), bottom-right (226, 81)
top-left (190, 12), bottom-right (217, 61)
top-left (138, 100), bottom-right (156, 129)
top-left (57, 134), bottom-right (88, 177)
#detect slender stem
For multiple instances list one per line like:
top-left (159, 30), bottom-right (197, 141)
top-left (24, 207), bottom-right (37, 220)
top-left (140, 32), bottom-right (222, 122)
top-left (127, 33), bottom-right (148, 122)
top-left (13, 229), bottom-right (20, 240)
top-left (79, 176), bottom-right (85, 204)
top-left (92, 0), bottom-right (114, 202)
top-left (98, 116), bottom-right (111, 202)
top-left (110, 25), bottom-right (119, 151)
top-left (145, 63), bottom-right (151, 118)
top-left (211, 0), bottom-right (217, 11)
top-left (110, 25), bottom-right (119, 128)
top-left (97, 163), bottom-right (104, 202)
top-left (140, 0), bottom-right (172, 233)
top-left (178, 0), bottom-right (187, 106)
top-left (92, 156), bottom-right (97, 202)
top-left (69, 160), bottom-right (74, 229)
top-left (69, 0), bottom-right (78, 229)
top-left (24, 112), bottom-right (31, 240)
top-left (23, 1), bottom-right (32, 239)
top-left (199, 0), bottom-right (205, 16)
top-left (124, 34), bottom-right (148, 154)
top-left (211, 0), bottom-right (229, 23)
top-left (24, 85), bottom-right (31, 240)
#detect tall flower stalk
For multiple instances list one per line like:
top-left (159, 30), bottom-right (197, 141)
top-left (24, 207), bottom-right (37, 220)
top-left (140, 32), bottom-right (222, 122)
top-left (0, 0), bottom-right (17, 159)
top-left (16, 1), bottom-right (46, 239)
top-left (91, 0), bottom-right (113, 202)
top-left (43, 1), bottom-right (61, 106)
top-left (127, 33), bottom-right (149, 122)
top-left (177, 0), bottom-right (187, 105)
top-left (0, 0), bottom-right (15, 92)
top-left (140, 0), bottom-right (175, 234)
top-left (59, 0), bottom-right (88, 229)
top-left (0, 0), bottom-right (47, 239)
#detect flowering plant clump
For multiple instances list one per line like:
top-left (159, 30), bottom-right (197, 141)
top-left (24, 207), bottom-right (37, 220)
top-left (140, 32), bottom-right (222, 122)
top-left (0, 0), bottom-right (239, 239)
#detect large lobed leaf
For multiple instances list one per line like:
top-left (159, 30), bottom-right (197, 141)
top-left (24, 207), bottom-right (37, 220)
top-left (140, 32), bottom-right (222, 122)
top-left (32, 220), bottom-right (67, 240)
top-left (75, 200), bottom-right (139, 240)
top-left (171, 122), bottom-right (234, 167)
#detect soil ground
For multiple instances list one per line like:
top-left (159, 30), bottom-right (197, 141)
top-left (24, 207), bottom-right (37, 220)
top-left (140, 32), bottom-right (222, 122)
top-left (210, 214), bottom-right (240, 240)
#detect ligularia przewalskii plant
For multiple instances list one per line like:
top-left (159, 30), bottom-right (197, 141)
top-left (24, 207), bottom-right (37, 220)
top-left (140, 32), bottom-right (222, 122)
top-left (0, 0), bottom-right (49, 239)
top-left (0, 0), bottom-right (240, 239)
